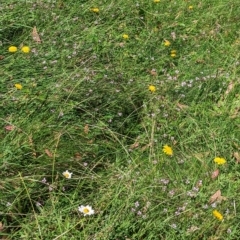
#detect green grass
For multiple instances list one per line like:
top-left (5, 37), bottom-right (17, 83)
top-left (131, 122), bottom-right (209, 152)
top-left (0, 0), bottom-right (240, 239)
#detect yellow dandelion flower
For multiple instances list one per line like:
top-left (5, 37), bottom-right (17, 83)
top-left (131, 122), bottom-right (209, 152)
top-left (213, 210), bottom-right (223, 221)
top-left (163, 145), bottom-right (173, 156)
top-left (214, 157), bottom-right (226, 165)
top-left (164, 40), bottom-right (171, 47)
top-left (62, 170), bottom-right (72, 179)
top-left (154, 0), bottom-right (160, 2)
top-left (15, 84), bottom-right (22, 90)
top-left (21, 46), bottom-right (30, 53)
top-left (170, 50), bottom-right (177, 57)
top-left (9, 46), bottom-right (18, 53)
top-left (91, 8), bottom-right (99, 13)
top-left (188, 6), bottom-right (193, 10)
top-left (148, 85), bottom-right (156, 92)
top-left (122, 34), bottom-right (129, 39)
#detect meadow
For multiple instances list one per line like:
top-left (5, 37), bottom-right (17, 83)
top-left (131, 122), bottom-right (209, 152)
top-left (0, 0), bottom-right (240, 239)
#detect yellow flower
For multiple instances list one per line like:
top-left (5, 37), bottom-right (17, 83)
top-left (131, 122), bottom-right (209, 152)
top-left (15, 84), bottom-right (22, 90)
top-left (21, 46), bottom-right (30, 53)
top-left (148, 85), bottom-right (156, 92)
top-left (170, 50), bottom-right (177, 57)
top-left (164, 40), bottom-right (171, 47)
top-left (213, 210), bottom-right (223, 221)
top-left (153, 0), bottom-right (160, 2)
top-left (214, 157), bottom-right (226, 165)
top-left (122, 34), bottom-right (129, 39)
top-left (188, 6), bottom-right (193, 10)
top-left (62, 170), bottom-right (72, 179)
top-left (9, 46), bottom-right (18, 53)
top-left (91, 8), bottom-right (99, 13)
top-left (163, 145), bottom-right (173, 156)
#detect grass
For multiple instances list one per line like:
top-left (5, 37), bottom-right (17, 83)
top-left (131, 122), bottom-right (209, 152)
top-left (0, 0), bottom-right (240, 239)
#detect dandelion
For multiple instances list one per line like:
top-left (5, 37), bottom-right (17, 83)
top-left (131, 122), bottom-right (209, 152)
top-left (153, 0), bottom-right (160, 2)
top-left (8, 46), bottom-right (17, 53)
top-left (163, 145), bottom-right (173, 156)
top-left (122, 34), bottom-right (129, 39)
top-left (164, 40), bottom-right (171, 47)
top-left (62, 170), bottom-right (72, 179)
top-left (170, 50), bottom-right (177, 58)
top-left (78, 205), bottom-right (95, 216)
top-left (21, 46), bottom-right (30, 53)
top-left (148, 85), bottom-right (156, 92)
top-left (188, 6), bottom-right (193, 10)
top-left (91, 8), bottom-right (99, 13)
top-left (214, 157), bottom-right (226, 165)
top-left (15, 83), bottom-right (22, 90)
top-left (213, 210), bottom-right (223, 221)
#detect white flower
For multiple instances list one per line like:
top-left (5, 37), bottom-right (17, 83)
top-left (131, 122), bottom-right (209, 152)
top-left (62, 170), bottom-right (72, 179)
top-left (78, 205), bottom-right (95, 216)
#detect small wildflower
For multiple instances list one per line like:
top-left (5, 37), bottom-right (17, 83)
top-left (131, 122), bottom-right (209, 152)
top-left (137, 210), bottom-right (142, 216)
top-left (91, 7), bottom-right (99, 13)
top-left (41, 177), bottom-right (47, 184)
top-left (164, 40), bottom-right (171, 47)
top-left (168, 190), bottom-right (175, 197)
top-left (188, 6), bottom-right (193, 10)
top-left (36, 202), bottom-right (42, 207)
top-left (62, 170), bottom-right (72, 179)
top-left (170, 50), bottom-right (177, 58)
top-left (21, 46), bottom-right (30, 53)
top-left (214, 157), bottom-right (226, 165)
top-left (8, 46), bottom-right (17, 53)
top-left (15, 83), bottom-right (22, 90)
top-left (122, 34), bottom-right (129, 39)
top-left (153, 0), bottom-right (160, 2)
top-left (211, 202), bottom-right (217, 208)
top-left (135, 201), bottom-right (140, 208)
top-left (148, 85), bottom-right (156, 92)
top-left (171, 223), bottom-right (177, 229)
top-left (163, 145), bottom-right (173, 156)
top-left (213, 210), bottom-right (223, 221)
top-left (78, 205), bottom-right (94, 216)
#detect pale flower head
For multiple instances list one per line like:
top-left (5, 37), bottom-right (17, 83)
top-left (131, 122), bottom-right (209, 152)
top-left (62, 170), bottom-right (72, 179)
top-left (78, 205), bottom-right (95, 216)
top-left (122, 34), bottom-right (129, 39)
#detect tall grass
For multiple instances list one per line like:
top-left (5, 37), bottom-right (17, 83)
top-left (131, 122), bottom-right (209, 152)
top-left (0, 0), bottom-right (240, 239)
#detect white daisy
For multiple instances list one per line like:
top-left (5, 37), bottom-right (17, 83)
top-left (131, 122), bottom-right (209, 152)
top-left (78, 205), bottom-right (95, 216)
top-left (62, 170), bottom-right (72, 179)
